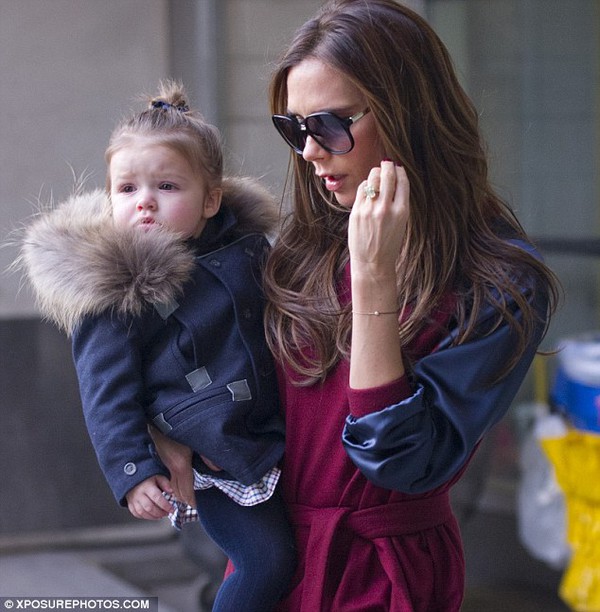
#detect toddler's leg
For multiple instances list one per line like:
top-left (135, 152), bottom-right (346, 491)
top-left (195, 487), bottom-right (296, 612)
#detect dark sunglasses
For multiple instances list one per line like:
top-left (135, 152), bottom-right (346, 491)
top-left (272, 108), bottom-right (370, 155)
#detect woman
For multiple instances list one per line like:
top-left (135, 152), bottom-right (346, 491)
top-left (157, 1), bottom-right (559, 609)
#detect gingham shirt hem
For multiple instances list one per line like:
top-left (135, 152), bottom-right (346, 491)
top-left (163, 466), bottom-right (280, 530)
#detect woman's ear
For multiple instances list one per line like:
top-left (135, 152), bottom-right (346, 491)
top-left (204, 187), bottom-right (223, 218)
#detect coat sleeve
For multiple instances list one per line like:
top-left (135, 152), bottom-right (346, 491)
top-left (342, 282), bottom-right (549, 494)
top-left (72, 312), bottom-right (168, 506)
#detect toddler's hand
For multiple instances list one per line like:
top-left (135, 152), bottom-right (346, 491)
top-left (125, 475), bottom-right (174, 520)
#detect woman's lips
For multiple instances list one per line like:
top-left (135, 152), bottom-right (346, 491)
top-left (323, 175), bottom-right (343, 192)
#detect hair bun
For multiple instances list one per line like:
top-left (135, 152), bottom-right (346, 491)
top-left (149, 79), bottom-right (190, 112)
top-left (150, 99), bottom-right (189, 112)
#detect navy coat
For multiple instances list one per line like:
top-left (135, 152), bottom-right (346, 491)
top-left (20, 180), bottom-right (284, 505)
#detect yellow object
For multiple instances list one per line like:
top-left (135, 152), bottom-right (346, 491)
top-left (542, 429), bottom-right (600, 611)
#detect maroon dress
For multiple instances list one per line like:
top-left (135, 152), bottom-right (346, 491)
top-left (274, 299), bottom-right (465, 611)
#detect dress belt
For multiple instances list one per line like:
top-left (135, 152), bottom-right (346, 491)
top-left (288, 492), bottom-right (454, 611)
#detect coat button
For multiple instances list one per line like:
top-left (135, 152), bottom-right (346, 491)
top-left (243, 308), bottom-right (253, 319)
top-left (123, 462), bottom-right (137, 476)
top-left (209, 259), bottom-right (221, 267)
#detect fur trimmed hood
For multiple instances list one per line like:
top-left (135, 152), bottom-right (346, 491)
top-left (18, 177), bottom-right (279, 335)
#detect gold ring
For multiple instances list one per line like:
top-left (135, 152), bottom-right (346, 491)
top-left (364, 184), bottom-right (378, 199)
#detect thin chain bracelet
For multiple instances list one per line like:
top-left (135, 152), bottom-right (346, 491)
top-left (353, 310), bottom-right (399, 316)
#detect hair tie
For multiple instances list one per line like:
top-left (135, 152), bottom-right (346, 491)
top-left (151, 100), bottom-right (189, 112)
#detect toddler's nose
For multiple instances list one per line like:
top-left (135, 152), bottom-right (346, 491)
top-left (136, 190), bottom-right (156, 211)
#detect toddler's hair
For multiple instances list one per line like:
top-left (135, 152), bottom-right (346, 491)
top-left (105, 80), bottom-right (222, 191)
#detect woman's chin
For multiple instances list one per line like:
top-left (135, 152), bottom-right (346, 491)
top-left (333, 193), bottom-right (354, 209)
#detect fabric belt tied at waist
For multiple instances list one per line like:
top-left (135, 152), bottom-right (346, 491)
top-left (289, 492), bottom-right (453, 611)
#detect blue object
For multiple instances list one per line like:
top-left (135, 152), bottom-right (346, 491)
top-left (552, 333), bottom-right (600, 433)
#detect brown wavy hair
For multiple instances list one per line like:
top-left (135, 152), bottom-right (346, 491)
top-left (264, 0), bottom-right (559, 385)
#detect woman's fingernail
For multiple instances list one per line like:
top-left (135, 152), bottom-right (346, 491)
top-left (382, 157), bottom-right (393, 163)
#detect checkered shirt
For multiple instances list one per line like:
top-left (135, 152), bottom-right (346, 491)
top-left (163, 466), bottom-right (281, 530)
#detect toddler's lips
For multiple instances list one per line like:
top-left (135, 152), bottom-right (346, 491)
top-left (137, 218), bottom-right (158, 231)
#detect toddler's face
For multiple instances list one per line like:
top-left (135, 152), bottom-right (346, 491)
top-left (110, 140), bottom-right (220, 238)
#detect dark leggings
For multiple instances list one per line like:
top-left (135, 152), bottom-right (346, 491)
top-left (194, 487), bottom-right (296, 612)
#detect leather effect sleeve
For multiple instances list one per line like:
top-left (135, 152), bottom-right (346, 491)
top-left (342, 284), bottom-right (549, 494)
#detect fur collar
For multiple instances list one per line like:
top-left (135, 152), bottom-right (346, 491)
top-left (18, 177), bottom-right (278, 335)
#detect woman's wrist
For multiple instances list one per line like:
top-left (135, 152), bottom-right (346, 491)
top-left (351, 275), bottom-right (398, 313)
top-left (350, 258), bottom-right (399, 321)
top-left (349, 260), bottom-right (397, 284)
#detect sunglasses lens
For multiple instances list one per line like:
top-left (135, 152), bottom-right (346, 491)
top-left (305, 114), bottom-right (352, 154)
top-left (272, 116), bottom-right (305, 153)
top-left (272, 112), bottom-right (354, 154)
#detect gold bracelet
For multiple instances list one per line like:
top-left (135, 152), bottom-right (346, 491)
top-left (353, 309), bottom-right (399, 316)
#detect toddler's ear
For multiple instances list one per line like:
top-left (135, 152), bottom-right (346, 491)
top-left (204, 188), bottom-right (222, 218)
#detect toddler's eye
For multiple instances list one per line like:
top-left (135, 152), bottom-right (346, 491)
top-left (119, 185), bottom-right (135, 193)
top-left (160, 183), bottom-right (175, 191)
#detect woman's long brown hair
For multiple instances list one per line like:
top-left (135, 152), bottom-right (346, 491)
top-left (264, 0), bottom-right (559, 385)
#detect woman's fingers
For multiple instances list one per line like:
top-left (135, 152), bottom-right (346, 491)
top-left (349, 160), bottom-right (410, 273)
top-left (364, 167), bottom-right (381, 200)
top-left (360, 161), bottom-right (401, 206)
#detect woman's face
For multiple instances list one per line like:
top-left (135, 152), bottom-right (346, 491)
top-left (285, 58), bottom-right (387, 208)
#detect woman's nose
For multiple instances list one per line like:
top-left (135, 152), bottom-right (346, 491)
top-left (302, 135), bottom-right (327, 162)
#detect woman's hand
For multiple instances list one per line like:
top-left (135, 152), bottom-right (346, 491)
top-left (149, 426), bottom-right (196, 507)
top-left (348, 161), bottom-right (410, 390)
top-left (348, 160), bottom-right (410, 278)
